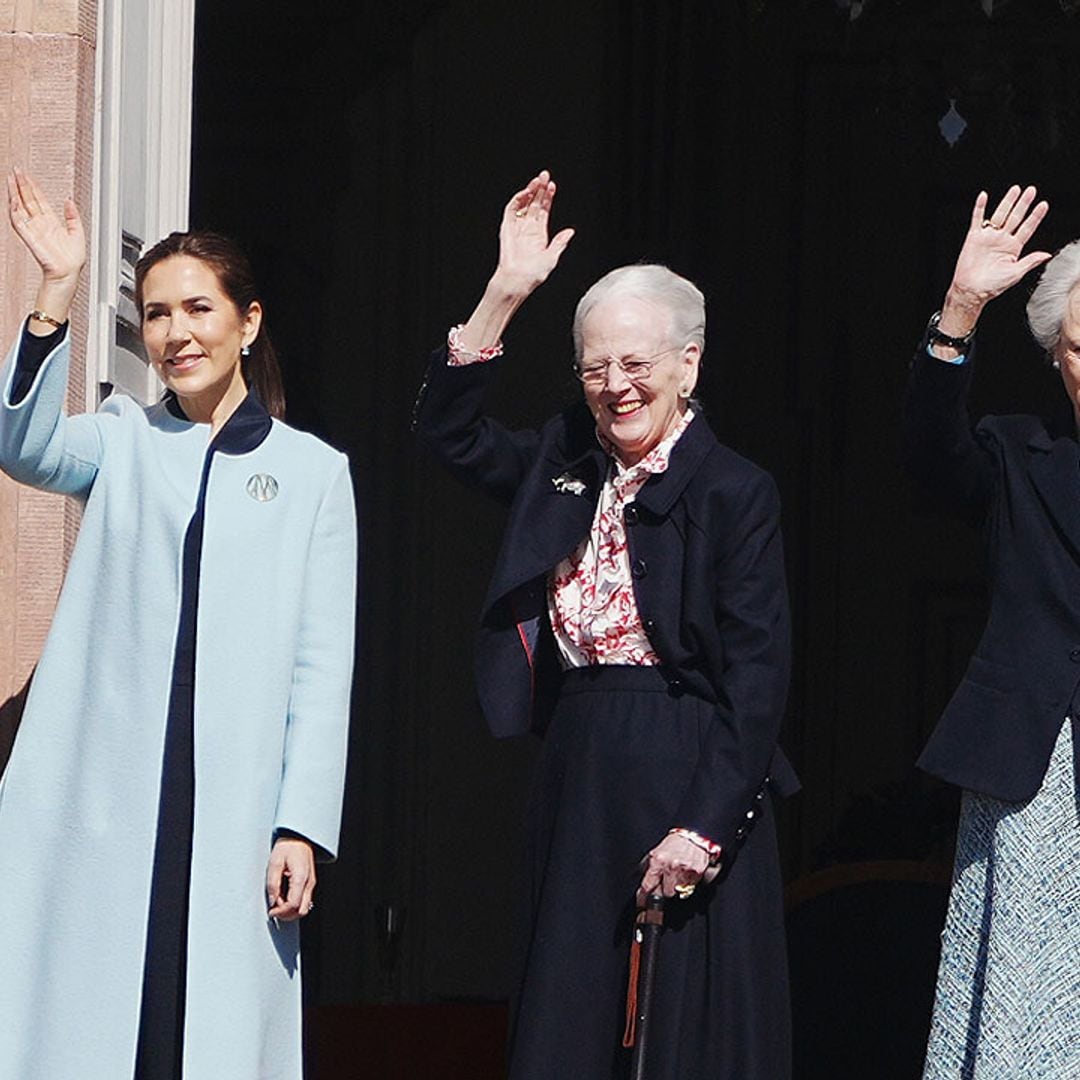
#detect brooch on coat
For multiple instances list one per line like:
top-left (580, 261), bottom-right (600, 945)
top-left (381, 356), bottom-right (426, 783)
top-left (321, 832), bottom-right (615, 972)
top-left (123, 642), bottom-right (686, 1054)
top-left (551, 472), bottom-right (587, 497)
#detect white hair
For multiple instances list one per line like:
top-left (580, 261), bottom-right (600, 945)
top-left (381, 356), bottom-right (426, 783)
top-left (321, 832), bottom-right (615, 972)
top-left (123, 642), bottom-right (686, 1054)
top-left (1027, 239), bottom-right (1080, 355)
top-left (571, 264), bottom-right (706, 362)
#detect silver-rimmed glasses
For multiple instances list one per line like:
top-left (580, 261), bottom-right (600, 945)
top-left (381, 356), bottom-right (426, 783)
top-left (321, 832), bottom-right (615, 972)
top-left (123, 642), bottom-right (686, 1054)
top-left (573, 346), bottom-right (679, 387)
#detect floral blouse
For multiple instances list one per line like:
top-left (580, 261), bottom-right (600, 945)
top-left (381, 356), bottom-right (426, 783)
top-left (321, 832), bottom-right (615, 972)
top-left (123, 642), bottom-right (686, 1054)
top-left (548, 410), bottom-right (694, 668)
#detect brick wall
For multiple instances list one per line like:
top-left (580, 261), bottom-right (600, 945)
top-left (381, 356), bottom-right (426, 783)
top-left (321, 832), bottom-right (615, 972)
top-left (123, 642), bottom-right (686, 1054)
top-left (0, 0), bottom-right (96, 732)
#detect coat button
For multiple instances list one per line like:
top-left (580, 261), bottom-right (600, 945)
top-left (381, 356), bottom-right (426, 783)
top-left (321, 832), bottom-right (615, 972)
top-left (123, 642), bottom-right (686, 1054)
top-left (667, 678), bottom-right (683, 697)
top-left (624, 504), bottom-right (639, 526)
top-left (1071, 647), bottom-right (1080, 663)
top-left (734, 826), bottom-right (747, 842)
top-left (631, 559), bottom-right (648, 579)
top-left (643, 617), bottom-right (656, 633)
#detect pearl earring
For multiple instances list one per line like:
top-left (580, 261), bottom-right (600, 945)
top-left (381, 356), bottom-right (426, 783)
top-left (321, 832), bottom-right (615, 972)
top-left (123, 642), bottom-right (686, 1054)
top-left (241, 345), bottom-right (251, 358)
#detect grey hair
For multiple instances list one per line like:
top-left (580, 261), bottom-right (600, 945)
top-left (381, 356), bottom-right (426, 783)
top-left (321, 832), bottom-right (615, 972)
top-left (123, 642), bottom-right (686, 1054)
top-left (571, 264), bottom-right (706, 363)
top-left (1027, 239), bottom-right (1080, 356)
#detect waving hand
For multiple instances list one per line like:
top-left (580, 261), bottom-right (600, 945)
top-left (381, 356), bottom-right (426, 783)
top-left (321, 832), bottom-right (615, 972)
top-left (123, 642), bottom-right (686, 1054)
top-left (456, 170), bottom-right (575, 355)
top-left (935, 186), bottom-right (1050, 351)
top-left (8, 168), bottom-right (86, 330)
top-left (950, 186), bottom-right (1050, 305)
top-left (494, 170), bottom-right (575, 297)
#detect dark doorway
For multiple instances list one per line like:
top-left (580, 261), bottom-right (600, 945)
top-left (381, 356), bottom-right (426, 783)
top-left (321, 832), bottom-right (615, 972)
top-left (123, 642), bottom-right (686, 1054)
top-left (191, 2), bottom-right (1080, 1075)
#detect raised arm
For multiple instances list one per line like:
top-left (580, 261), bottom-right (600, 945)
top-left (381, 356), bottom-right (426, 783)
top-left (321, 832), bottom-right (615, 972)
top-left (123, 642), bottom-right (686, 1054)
top-left (931, 185), bottom-right (1050, 359)
top-left (456, 169), bottom-right (575, 354)
top-left (414, 171), bottom-right (575, 504)
top-left (902, 186), bottom-right (1050, 523)
top-left (8, 168), bottom-right (85, 336)
top-left (1, 169), bottom-right (104, 497)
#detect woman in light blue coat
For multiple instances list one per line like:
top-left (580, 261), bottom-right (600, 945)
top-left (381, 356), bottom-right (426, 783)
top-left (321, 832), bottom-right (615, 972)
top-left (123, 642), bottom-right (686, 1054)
top-left (0, 170), bottom-right (357, 1080)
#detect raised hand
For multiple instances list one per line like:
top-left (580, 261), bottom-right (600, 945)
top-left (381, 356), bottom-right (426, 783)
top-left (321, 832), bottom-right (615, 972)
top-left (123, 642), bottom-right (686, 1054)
top-left (8, 169), bottom-right (86, 331)
top-left (950, 186), bottom-right (1050, 305)
top-left (456, 170), bottom-right (576, 354)
top-left (936, 186), bottom-right (1050, 346)
top-left (7, 169), bottom-right (86, 284)
top-left (492, 170), bottom-right (575, 298)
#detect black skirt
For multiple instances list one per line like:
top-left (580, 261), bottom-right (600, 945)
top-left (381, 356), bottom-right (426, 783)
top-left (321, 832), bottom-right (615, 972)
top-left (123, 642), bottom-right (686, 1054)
top-left (508, 666), bottom-right (791, 1080)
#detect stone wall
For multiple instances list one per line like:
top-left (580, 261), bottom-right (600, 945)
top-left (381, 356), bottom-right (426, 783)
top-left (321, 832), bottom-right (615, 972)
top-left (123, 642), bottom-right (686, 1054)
top-left (0, 0), bottom-right (96, 755)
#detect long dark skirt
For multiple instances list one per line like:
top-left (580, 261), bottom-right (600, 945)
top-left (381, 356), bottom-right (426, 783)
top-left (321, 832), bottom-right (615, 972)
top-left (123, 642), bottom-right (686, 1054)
top-left (508, 666), bottom-right (791, 1080)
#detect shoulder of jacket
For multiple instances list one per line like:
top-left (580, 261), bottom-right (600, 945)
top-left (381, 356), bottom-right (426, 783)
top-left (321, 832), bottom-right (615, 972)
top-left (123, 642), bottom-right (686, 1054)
top-left (690, 437), bottom-right (777, 501)
top-left (269, 419), bottom-right (349, 466)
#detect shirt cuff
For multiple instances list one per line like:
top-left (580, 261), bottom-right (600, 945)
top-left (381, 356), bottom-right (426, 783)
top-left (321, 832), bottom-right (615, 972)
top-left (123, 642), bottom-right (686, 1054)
top-left (446, 324), bottom-right (504, 366)
top-left (668, 827), bottom-right (723, 865)
top-left (11, 319), bottom-right (67, 405)
top-left (925, 341), bottom-right (968, 365)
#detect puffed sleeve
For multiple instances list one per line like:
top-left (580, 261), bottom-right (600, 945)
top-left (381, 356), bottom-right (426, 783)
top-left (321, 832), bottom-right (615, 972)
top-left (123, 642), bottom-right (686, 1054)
top-left (0, 329), bottom-right (105, 499)
top-left (272, 454), bottom-right (358, 860)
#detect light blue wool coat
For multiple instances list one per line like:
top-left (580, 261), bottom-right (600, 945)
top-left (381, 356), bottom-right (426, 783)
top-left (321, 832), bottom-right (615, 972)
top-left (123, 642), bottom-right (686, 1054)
top-left (0, 333), bottom-right (356, 1079)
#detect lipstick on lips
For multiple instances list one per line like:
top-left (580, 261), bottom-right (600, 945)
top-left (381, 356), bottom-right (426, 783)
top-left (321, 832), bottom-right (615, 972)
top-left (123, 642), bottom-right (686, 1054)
top-left (165, 354), bottom-right (202, 372)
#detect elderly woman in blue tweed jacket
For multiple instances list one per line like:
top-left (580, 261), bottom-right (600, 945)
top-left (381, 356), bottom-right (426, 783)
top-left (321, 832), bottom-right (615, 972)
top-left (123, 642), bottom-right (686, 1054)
top-left (902, 184), bottom-right (1080, 1078)
top-left (0, 170), bottom-right (356, 1080)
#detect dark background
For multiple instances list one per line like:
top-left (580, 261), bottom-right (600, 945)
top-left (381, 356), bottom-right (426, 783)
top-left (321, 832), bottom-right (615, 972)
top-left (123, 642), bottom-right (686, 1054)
top-left (189, 0), bottom-right (1080, 1073)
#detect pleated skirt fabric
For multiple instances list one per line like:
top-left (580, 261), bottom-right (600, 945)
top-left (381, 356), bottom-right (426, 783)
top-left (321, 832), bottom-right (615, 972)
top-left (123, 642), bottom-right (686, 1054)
top-left (924, 718), bottom-right (1080, 1080)
top-left (507, 666), bottom-right (791, 1080)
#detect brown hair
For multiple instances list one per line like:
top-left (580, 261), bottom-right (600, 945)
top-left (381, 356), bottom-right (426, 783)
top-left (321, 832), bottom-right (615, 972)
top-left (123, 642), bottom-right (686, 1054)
top-left (134, 231), bottom-right (286, 419)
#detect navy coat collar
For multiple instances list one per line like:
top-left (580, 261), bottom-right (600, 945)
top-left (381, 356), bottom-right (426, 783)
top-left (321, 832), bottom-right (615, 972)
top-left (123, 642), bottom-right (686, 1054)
top-left (165, 388), bottom-right (273, 455)
top-left (483, 405), bottom-right (717, 613)
top-left (554, 402), bottom-right (718, 508)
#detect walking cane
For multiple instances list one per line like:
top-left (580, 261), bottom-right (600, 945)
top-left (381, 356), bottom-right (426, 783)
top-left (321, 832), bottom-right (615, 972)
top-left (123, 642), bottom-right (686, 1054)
top-left (623, 892), bottom-right (665, 1080)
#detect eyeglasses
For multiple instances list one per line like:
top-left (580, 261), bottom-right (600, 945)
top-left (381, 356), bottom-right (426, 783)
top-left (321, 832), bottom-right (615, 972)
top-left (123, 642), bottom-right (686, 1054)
top-left (573, 347), bottom-right (679, 387)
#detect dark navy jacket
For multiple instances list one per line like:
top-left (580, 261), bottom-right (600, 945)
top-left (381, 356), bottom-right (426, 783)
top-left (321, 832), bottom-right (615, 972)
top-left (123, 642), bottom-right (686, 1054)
top-left (903, 338), bottom-right (1080, 802)
top-left (414, 348), bottom-right (797, 853)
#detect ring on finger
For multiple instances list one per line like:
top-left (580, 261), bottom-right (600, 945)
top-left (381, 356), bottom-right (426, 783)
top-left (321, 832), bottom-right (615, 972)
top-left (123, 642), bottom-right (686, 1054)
top-left (982, 220), bottom-right (1002, 230)
top-left (515, 207), bottom-right (528, 218)
top-left (674, 882), bottom-right (696, 900)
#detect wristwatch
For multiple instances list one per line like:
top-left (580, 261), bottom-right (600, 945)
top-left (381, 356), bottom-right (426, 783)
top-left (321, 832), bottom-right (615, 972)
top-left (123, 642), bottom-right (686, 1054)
top-left (926, 310), bottom-right (976, 351)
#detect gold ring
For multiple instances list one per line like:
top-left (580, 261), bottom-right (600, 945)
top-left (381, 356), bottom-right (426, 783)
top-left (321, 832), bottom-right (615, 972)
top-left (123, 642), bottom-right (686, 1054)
top-left (515, 208), bottom-right (528, 218)
top-left (674, 883), bottom-right (696, 900)
top-left (981, 220), bottom-right (1002, 230)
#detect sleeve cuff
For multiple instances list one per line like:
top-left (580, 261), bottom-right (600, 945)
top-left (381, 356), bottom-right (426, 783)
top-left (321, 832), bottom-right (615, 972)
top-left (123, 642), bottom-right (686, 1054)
top-left (11, 319), bottom-right (67, 405)
top-left (447, 324), bottom-right (504, 366)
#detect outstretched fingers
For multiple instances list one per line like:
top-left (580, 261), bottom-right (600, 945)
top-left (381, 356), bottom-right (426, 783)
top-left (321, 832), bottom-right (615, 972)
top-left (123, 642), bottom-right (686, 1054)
top-left (1003, 185), bottom-right (1040, 235)
top-left (1014, 197), bottom-right (1050, 247)
top-left (986, 184), bottom-right (1022, 229)
top-left (63, 198), bottom-right (83, 237)
top-left (13, 168), bottom-right (49, 219)
top-left (967, 190), bottom-right (989, 233)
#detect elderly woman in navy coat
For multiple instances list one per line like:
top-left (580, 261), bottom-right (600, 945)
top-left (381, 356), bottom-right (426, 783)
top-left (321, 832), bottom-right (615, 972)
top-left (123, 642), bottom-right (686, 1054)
top-left (415, 171), bottom-right (797, 1079)
top-left (902, 185), bottom-right (1080, 1077)
top-left (0, 171), bottom-right (356, 1079)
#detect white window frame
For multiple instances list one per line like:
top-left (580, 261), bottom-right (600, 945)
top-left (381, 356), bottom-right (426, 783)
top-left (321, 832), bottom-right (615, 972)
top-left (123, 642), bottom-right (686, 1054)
top-left (89, 0), bottom-right (197, 405)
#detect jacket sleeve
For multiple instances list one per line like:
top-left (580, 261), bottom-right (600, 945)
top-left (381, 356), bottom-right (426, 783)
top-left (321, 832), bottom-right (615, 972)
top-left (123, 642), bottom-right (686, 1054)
top-left (412, 345), bottom-right (539, 507)
top-left (900, 337), bottom-right (996, 528)
top-left (272, 454), bottom-right (358, 861)
top-left (0, 330), bottom-right (105, 499)
top-left (674, 469), bottom-right (791, 855)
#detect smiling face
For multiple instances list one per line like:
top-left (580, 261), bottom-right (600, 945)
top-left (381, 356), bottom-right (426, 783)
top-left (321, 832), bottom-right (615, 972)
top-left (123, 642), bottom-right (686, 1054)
top-left (140, 254), bottom-right (261, 423)
top-left (579, 295), bottom-right (700, 466)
